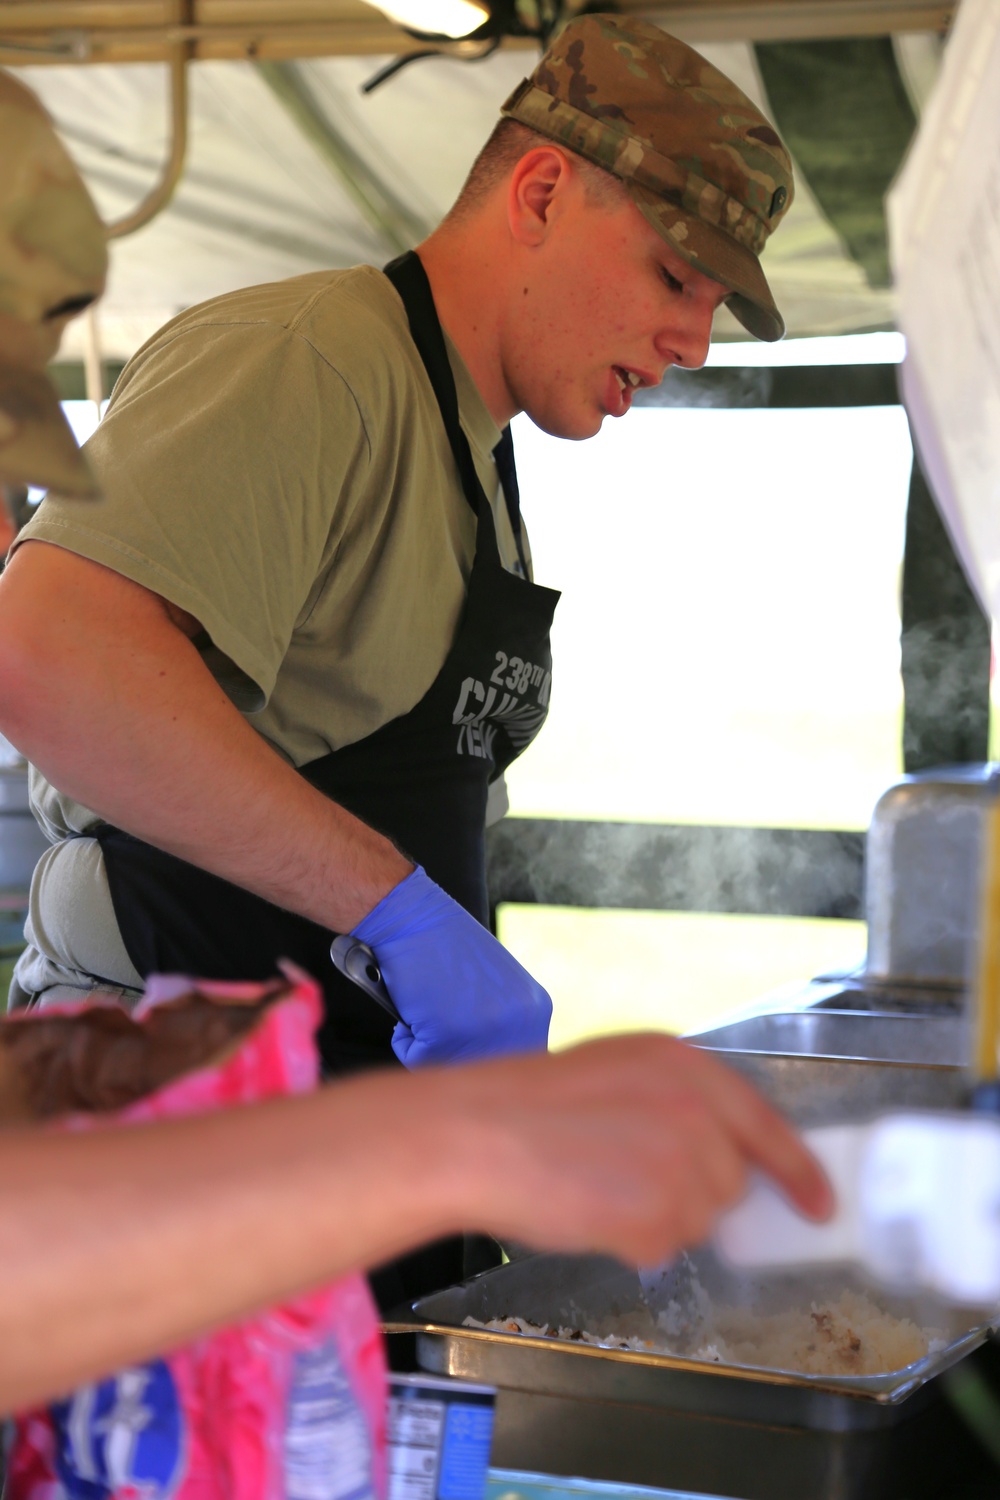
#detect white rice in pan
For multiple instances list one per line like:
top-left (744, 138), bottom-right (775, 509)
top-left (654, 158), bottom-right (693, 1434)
top-left (464, 1288), bottom-right (943, 1377)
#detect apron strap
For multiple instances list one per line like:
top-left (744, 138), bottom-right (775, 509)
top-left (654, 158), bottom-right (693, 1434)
top-left (384, 251), bottom-right (529, 576)
top-left (493, 424), bottom-right (530, 578)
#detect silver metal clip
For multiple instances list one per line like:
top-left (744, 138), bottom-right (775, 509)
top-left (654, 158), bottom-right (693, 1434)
top-left (329, 935), bottom-right (401, 1023)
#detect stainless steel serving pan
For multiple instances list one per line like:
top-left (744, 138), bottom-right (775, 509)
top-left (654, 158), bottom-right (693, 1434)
top-left (687, 1009), bottom-right (968, 1067)
top-left (391, 1252), bottom-right (996, 1500)
top-left (690, 1036), bottom-right (967, 1128)
top-left (396, 1250), bottom-right (989, 1419)
top-left (807, 977), bottom-right (965, 1013)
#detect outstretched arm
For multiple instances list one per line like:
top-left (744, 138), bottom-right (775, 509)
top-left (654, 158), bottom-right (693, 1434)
top-left (0, 1031), bottom-right (830, 1412)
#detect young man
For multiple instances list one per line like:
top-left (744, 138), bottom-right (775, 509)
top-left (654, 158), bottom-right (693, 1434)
top-left (0, 47), bottom-right (829, 1416)
top-left (0, 15), bottom-right (794, 1075)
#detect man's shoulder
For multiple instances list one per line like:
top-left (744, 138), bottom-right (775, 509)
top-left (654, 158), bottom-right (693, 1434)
top-left (140, 266), bottom-right (407, 366)
top-left (121, 265), bottom-right (418, 415)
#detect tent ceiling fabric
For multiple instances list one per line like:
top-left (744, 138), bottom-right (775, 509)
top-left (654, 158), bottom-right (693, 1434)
top-left (16, 22), bottom-right (935, 361)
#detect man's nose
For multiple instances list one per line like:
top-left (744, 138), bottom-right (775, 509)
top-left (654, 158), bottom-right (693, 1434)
top-left (656, 298), bottom-right (717, 372)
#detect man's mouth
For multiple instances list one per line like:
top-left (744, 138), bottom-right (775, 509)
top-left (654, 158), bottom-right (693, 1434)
top-left (613, 366), bottom-right (643, 394)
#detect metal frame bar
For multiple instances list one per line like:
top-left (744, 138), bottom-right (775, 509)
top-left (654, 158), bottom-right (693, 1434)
top-left (0, 0), bottom-right (954, 67)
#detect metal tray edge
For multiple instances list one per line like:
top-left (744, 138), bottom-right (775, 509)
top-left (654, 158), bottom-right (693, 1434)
top-left (386, 1317), bottom-right (996, 1405)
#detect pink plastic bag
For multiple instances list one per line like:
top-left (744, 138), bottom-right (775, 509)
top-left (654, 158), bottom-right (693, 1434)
top-left (6, 970), bottom-right (387, 1500)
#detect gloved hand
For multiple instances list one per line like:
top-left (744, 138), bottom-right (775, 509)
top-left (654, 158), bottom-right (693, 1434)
top-left (351, 866), bottom-right (552, 1068)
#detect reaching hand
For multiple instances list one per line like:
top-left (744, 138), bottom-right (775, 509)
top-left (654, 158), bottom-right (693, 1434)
top-left (433, 1031), bottom-right (833, 1266)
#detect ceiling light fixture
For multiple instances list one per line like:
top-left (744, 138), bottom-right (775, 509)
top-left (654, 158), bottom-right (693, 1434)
top-left (374, 0), bottom-right (491, 40)
top-left (361, 0), bottom-right (568, 92)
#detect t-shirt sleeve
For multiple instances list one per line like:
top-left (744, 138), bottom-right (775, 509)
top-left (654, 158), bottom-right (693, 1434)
top-left (15, 319), bottom-right (372, 710)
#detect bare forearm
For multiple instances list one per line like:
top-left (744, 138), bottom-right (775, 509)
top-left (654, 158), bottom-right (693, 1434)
top-left (0, 543), bottom-right (411, 929)
top-left (0, 1074), bottom-right (464, 1410)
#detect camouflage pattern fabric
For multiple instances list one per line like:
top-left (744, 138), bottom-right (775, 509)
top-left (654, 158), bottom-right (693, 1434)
top-left (502, 13), bottom-right (793, 341)
top-left (0, 69), bottom-right (107, 497)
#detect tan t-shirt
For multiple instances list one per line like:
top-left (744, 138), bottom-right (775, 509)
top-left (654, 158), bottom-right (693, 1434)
top-left (12, 265), bottom-right (529, 998)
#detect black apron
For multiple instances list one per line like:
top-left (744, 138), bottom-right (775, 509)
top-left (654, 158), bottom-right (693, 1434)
top-left (94, 252), bottom-right (560, 1303)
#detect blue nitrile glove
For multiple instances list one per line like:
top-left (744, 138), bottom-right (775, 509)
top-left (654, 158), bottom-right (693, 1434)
top-left (351, 866), bottom-right (552, 1068)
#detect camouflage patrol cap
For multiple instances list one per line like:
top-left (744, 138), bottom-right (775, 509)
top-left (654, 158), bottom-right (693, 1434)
top-left (0, 69), bottom-right (107, 497)
top-left (501, 13), bottom-right (793, 341)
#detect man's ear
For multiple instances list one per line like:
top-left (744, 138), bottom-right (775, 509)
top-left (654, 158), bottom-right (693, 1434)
top-left (507, 147), bottom-right (574, 247)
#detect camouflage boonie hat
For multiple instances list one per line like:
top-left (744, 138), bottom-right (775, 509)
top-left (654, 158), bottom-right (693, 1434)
top-left (0, 69), bottom-right (107, 497)
top-left (501, 14), bottom-right (793, 342)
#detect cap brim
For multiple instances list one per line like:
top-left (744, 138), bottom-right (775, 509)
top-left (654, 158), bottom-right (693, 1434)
top-left (0, 363), bottom-right (101, 498)
top-left (629, 184), bottom-right (785, 343)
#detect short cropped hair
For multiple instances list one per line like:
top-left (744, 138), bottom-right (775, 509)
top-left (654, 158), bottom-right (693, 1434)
top-left (445, 118), bottom-right (629, 223)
